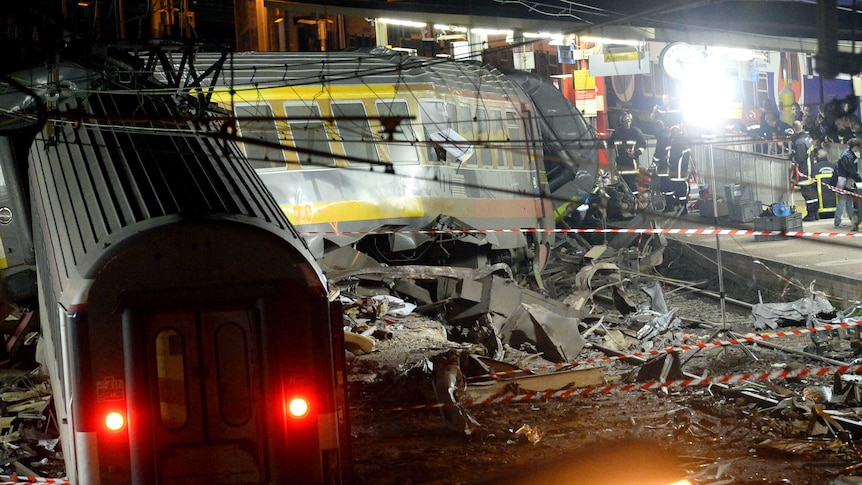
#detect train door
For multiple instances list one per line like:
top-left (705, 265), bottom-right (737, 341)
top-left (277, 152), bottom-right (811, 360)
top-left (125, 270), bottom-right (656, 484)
top-left (146, 309), bottom-right (264, 484)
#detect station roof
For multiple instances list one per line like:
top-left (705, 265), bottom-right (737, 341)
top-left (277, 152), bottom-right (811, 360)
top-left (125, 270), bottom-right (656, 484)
top-left (268, 0), bottom-right (862, 54)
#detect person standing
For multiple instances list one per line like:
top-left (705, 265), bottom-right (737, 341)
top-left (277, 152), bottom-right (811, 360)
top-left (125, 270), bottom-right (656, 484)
top-left (751, 111), bottom-right (791, 154)
top-left (790, 121), bottom-right (817, 220)
top-left (608, 112), bottom-right (646, 196)
top-left (802, 104), bottom-right (820, 134)
top-left (666, 126), bottom-right (692, 216)
top-left (791, 102), bottom-right (803, 123)
top-left (833, 138), bottom-right (862, 228)
top-left (652, 123), bottom-right (674, 212)
top-left (811, 147), bottom-right (836, 216)
top-left (650, 94), bottom-right (676, 132)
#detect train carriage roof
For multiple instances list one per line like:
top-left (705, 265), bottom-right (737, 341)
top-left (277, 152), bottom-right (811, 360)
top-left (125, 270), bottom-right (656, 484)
top-left (155, 49), bottom-right (532, 100)
top-left (28, 82), bottom-right (318, 285)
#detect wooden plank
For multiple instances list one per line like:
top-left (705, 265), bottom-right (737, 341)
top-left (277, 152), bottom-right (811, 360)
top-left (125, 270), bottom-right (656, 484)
top-left (465, 366), bottom-right (604, 402)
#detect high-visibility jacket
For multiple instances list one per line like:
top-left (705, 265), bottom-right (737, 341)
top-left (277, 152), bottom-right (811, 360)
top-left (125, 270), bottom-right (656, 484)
top-left (668, 137), bottom-right (691, 181)
top-left (608, 126), bottom-right (646, 174)
top-left (794, 133), bottom-right (814, 186)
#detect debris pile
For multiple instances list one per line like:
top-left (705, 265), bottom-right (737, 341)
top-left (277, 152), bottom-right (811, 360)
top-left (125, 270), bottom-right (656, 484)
top-left (335, 241), bottom-right (862, 483)
top-left (0, 372), bottom-right (64, 481)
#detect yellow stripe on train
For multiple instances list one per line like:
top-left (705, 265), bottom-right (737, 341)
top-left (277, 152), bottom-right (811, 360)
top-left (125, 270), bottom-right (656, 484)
top-left (209, 84), bottom-right (429, 104)
top-left (0, 236), bottom-right (7, 270)
top-left (284, 196), bottom-right (548, 226)
top-left (284, 197), bottom-right (425, 225)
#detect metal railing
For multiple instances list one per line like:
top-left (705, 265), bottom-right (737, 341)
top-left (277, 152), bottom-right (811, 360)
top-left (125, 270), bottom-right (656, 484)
top-left (694, 140), bottom-right (793, 206)
top-left (638, 136), bottom-right (849, 209)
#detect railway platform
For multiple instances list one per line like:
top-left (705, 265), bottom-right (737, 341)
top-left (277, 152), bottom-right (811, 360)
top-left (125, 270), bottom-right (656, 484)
top-left (654, 206), bottom-right (862, 305)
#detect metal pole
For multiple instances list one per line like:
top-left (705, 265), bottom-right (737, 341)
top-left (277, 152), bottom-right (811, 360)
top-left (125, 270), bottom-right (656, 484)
top-left (707, 140), bottom-right (729, 332)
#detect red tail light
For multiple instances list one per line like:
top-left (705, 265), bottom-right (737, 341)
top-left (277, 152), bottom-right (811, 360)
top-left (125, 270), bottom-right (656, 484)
top-left (288, 397), bottom-right (310, 418)
top-left (105, 411), bottom-right (126, 431)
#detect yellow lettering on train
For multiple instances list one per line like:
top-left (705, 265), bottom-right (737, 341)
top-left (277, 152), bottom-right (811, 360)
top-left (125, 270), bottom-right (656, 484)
top-left (291, 204), bottom-right (314, 224)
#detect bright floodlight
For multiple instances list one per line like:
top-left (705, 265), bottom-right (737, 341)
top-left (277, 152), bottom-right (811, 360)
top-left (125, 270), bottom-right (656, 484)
top-left (679, 64), bottom-right (737, 134)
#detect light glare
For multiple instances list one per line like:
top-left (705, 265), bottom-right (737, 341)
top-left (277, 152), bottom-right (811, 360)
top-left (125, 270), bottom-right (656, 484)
top-left (679, 65), bottom-right (737, 132)
top-left (105, 411), bottom-right (125, 431)
top-left (376, 18), bottom-right (427, 28)
top-left (288, 397), bottom-right (309, 417)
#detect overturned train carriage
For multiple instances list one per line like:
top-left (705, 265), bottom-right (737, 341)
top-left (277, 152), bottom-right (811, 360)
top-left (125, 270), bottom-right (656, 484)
top-left (162, 49), bottom-right (599, 278)
top-left (25, 85), bottom-right (348, 484)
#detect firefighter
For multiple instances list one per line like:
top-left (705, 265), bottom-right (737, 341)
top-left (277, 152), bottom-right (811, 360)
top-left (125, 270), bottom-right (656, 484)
top-left (608, 112), bottom-right (646, 196)
top-left (810, 147), bottom-right (836, 216)
top-left (653, 124), bottom-right (677, 212)
top-left (790, 121), bottom-right (817, 220)
top-left (667, 126), bottom-right (692, 215)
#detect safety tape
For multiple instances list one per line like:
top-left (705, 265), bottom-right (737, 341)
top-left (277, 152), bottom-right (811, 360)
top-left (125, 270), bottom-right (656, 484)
top-left (0, 478), bottom-right (68, 484)
top-left (465, 318), bottom-right (862, 381)
top-left (796, 166), bottom-right (862, 199)
top-left (301, 228), bottom-right (862, 237)
top-left (391, 319), bottom-right (862, 411)
top-left (389, 362), bottom-right (862, 411)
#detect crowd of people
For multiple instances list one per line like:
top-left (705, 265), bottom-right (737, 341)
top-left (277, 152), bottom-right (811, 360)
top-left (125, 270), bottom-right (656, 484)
top-left (608, 94), bottom-right (862, 227)
top-left (757, 94), bottom-right (861, 227)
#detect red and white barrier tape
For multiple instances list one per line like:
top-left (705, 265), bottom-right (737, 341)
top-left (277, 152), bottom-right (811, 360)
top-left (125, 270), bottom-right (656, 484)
top-left (390, 320), bottom-right (862, 411)
top-left (797, 167), bottom-right (862, 199)
top-left (391, 362), bottom-right (862, 412)
top-left (301, 227), bottom-right (862, 237)
top-left (465, 318), bottom-right (862, 381)
top-left (0, 477), bottom-right (68, 484)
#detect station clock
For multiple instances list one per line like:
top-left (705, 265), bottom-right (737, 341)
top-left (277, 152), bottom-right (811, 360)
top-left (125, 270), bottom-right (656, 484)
top-left (659, 42), bottom-right (699, 80)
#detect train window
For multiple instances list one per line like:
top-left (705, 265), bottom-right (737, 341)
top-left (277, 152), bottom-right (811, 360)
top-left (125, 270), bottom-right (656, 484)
top-left (420, 100), bottom-right (448, 163)
top-left (154, 329), bottom-right (188, 430)
top-left (215, 322), bottom-right (252, 426)
top-left (376, 100), bottom-right (419, 165)
top-left (331, 101), bottom-right (380, 167)
top-left (234, 104), bottom-right (285, 170)
top-left (506, 110), bottom-right (526, 169)
top-left (475, 107), bottom-right (492, 168)
top-left (489, 109), bottom-right (506, 169)
top-left (458, 105), bottom-right (475, 167)
top-left (420, 99), bottom-right (470, 164)
top-left (285, 103), bottom-right (336, 167)
top-left (0, 164), bottom-right (8, 199)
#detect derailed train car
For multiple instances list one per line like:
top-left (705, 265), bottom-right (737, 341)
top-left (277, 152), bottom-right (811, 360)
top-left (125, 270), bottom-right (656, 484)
top-left (171, 49), bottom-right (599, 279)
top-left (2, 64), bottom-right (349, 484)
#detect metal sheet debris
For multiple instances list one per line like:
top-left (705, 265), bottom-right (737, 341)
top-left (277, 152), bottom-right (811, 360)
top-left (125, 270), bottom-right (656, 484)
top-left (751, 284), bottom-right (835, 330)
